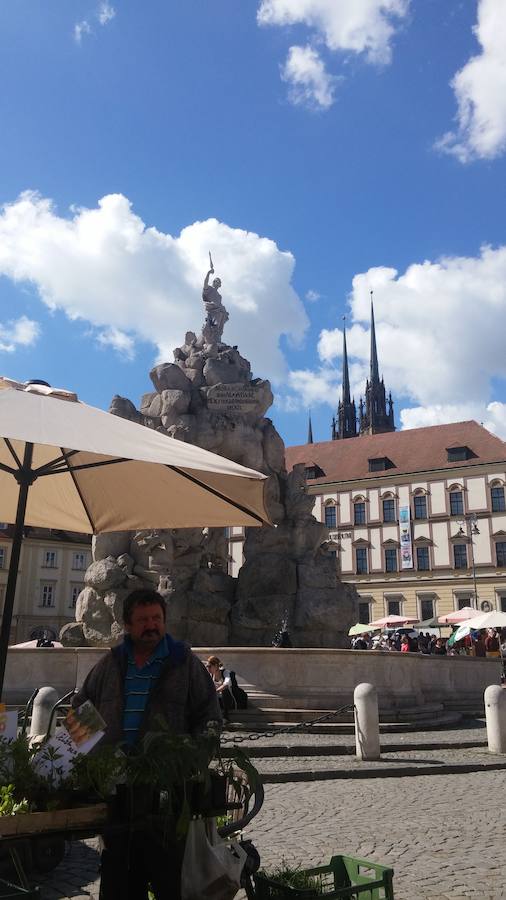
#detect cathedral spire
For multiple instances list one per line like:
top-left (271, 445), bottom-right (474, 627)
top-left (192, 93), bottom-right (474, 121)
top-left (307, 411), bottom-right (314, 444)
top-left (370, 291), bottom-right (379, 384)
top-left (359, 293), bottom-right (395, 436)
top-left (331, 315), bottom-right (357, 440)
top-left (342, 318), bottom-right (351, 403)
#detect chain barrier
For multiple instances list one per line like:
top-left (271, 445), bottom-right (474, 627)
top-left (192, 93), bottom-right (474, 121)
top-left (219, 702), bottom-right (355, 745)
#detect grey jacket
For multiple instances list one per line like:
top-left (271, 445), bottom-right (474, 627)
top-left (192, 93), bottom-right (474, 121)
top-left (73, 635), bottom-right (221, 746)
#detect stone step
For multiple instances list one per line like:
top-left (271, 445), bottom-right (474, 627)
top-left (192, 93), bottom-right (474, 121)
top-left (225, 711), bottom-right (463, 735)
top-left (232, 702), bottom-right (447, 725)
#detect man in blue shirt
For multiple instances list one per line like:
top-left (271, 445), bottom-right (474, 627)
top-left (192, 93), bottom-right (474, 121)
top-left (75, 588), bottom-right (220, 899)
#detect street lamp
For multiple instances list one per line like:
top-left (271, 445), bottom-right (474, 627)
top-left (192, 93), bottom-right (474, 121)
top-left (456, 513), bottom-right (480, 608)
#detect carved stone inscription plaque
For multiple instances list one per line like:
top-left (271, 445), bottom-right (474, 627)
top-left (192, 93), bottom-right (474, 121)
top-left (206, 383), bottom-right (259, 413)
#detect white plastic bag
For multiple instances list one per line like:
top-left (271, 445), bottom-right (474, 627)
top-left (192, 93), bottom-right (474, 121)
top-left (181, 818), bottom-right (247, 900)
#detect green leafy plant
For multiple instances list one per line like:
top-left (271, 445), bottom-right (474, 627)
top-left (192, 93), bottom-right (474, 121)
top-left (261, 862), bottom-right (323, 894)
top-left (0, 784), bottom-right (30, 817)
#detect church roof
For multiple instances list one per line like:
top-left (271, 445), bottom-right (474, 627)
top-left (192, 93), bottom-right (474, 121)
top-left (286, 421), bottom-right (506, 485)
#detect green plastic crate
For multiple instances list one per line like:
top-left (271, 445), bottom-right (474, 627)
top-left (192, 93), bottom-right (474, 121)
top-left (254, 855), bottom-right (394, 899)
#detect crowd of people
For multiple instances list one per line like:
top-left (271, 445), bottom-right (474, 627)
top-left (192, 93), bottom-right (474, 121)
top-left (351, 628), bottom-right (506, 657)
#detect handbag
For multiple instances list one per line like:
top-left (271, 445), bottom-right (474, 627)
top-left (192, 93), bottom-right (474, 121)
top-left (181, 817), bottom-right (247, 900)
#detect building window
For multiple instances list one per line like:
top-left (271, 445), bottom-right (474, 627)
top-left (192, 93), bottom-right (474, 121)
top-left (413, 494), bottom-right (427, 520)
top-left (491, 486), bottom-right (506, 513)
top-left (43, 550), bottom-right (58, 568)
top-left (324, 506), bottom-right (336, 528)
top-left (0, 548), bottom-right (5, 569)
top-left (382, 499), bottom-right (396, 522)
top-left (416, 546), bottom-right (430, 571)
top-left (499, 595), bottom-right (506, 613)
top-left (387, 599), bottom-right (401, 616)
top-left (420, 597), bottom-right (434, 621)
top-left (70, 584), bottom-right (81, 608)
top-left (496, 542), bottom-right (506, 567)
top-left (72, 552), bottom-right (87, 571)
top-left (355, 547), bottom-right (368, 574)
top-left (354, 502), bottom-right (366, 525)
top-left (449, 491), bottom-right (464, 516)
top-left (384, 548), bottom-right (398, 572)
top-left (40, 583), bottom-right (55, 607)
top-left (447, 446), bottom-right (474, 462)
top-left (368, 457), bottom-right (394, 472)
top-left (358, 601), bottom-right (370, 624)
top-left (456, 593), bottom-right (473, 610)
top-left (453, 544), bottom-right (468, 569)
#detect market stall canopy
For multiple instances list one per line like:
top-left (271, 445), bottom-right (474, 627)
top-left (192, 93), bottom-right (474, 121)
top-left (0, 376), bottom-right (270, 695)
top-left (438, 607), bottom-right (480, 625)
top-left (348, 623), bottom-right (379, 636)
top-left (454, 611), bottom-right (506, 636)
top-left (369, 614), bottom-right (419, 628)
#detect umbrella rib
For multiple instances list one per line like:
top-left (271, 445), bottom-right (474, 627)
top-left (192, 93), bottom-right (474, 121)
top-left (0, 461), bottom-right (18, 477)
top-left (34, 450), bottom-right (80, 477)
top-left (37, 457), bottom-right (129, 477)
top-left (3, 439), bottom-right (22, 470)
top-left (167, 464), bottom-right (265, 525)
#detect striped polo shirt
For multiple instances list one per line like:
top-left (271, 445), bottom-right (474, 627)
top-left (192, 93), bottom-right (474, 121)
top-left (122, 636), bottom-right (170, 745)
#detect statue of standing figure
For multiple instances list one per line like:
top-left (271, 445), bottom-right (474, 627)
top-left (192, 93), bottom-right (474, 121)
top-left (202, 253), bottom-right (229, 343)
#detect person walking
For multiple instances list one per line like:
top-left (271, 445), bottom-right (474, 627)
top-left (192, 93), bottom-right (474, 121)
top-left (73, 588), bottom-right (220, 900)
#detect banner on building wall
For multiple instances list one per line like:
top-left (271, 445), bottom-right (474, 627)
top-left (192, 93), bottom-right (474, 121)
top-left (399, 504), bottom-right (413, 569)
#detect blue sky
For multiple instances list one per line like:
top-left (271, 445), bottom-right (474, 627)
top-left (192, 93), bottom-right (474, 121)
top-left (1, 0), bottom-right (506, 447)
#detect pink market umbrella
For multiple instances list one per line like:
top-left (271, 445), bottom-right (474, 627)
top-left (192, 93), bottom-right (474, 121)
top-left (438, 607), bottom-right (481, 625)
top-left (369, 614), bottom-right (419, 628)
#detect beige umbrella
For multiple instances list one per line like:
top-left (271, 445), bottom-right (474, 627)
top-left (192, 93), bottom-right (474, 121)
top-left (438, 607), bottom-right (480, 625)
top-left (0, 377), bottom-right (269, 693)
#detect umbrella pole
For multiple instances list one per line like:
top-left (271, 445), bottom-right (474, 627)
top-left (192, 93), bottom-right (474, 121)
top-left (0, 443), bottom-right (33, 698)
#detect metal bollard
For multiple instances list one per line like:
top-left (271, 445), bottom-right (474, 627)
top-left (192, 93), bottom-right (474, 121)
top-left (29, 686), bottom-right (59, 740)
top-left (354, 682), bottom-right (380, 761)
top-left (484, 684), bottom-right (506, 754)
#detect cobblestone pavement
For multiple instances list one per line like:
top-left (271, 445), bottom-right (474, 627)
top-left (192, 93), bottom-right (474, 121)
top-left (243, 770), bottom-right (506, 900)
top-left (32, 728), bottom-right (506, 900)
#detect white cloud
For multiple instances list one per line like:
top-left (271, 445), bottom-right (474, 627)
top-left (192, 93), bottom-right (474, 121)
top-left (281, 45), bottom-right (337, 110)
top-left (98, 3), bottom-right (115, 25)
top-left (436, 0), bottom-right (506, 162)
top-left (258, 0), bottom-right (408, 64)
top-left (0, 191), bottom-right (308, 382)
top-left (0, 315), bottom-right (40, 353)
top-left (74, 20), bottom-right (91, 43)
top-left (284, 244), bottom-right (506, 434)
top-left (305, 289), bottom-right (320, 303)
top-left (97, 327), bottom-right (135, 359)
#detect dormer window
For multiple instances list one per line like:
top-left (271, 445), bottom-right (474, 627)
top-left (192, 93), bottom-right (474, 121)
top-left (304, 464), bottom-right (324, 480)
top-left (446, 446), bottom-right (476, 462)
top-left (368, 457), bottom-right (394, 473)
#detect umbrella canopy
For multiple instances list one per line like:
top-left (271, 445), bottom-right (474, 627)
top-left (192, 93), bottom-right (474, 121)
top-left (438, 607), bottom-right (480, 625)
top-left (416, 616), bottom-right (442, 630)
top-left (348, 623), bottom-right (378, 636)
top-left (0, 377), bottom-right (270, 695)
top-left (454, 610), bottom-right (506, 633)
top-left (369, 614), bottom-right (419, 628)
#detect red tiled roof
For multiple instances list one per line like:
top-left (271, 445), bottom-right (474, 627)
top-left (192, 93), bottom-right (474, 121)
top-left (285, 421), bottom-right (506, 484)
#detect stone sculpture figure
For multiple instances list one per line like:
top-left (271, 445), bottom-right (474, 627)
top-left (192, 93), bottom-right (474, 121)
top-left (202, 259), bottom-right (229, 343)
top-left (62, 258), bottom-right (358, 649)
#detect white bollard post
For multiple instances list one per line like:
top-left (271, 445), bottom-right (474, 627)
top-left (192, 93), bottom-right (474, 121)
top-left (484, 684), bottom-right (506, 754)
top-left (354, 682), bottom-right (380, 761)
top-left (29, 686), bottom-right (59, 740)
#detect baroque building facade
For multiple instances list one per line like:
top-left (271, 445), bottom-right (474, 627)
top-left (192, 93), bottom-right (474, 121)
top-left (288, 304), bottom-right (506, 623)
top-left (0, 526), bottom-right (91, 643)
top-left (287, 421), bottom-right (506, 623)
